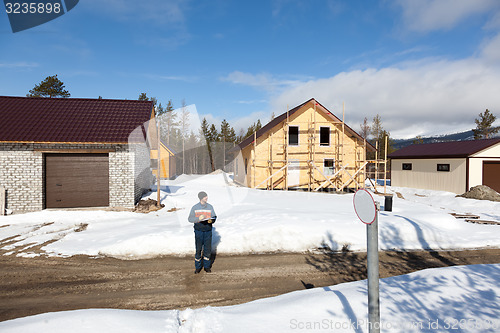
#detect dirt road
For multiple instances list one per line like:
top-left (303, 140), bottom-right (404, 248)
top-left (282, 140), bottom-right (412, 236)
top-left (1, 248), bottom-right (500, 322)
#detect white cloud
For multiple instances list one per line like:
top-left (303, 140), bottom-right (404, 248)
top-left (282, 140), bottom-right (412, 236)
top-left (481, 32), bottom-right (500, 63)
top-left (394, 0), bottom-right (500, 32)
top-left (0, 62), bottom-right (38, 68)
top-left (144, 73), bottom-right (198, 83)
top-left (269, 54), bottom-right (500, 139)
top-left (222, 71), bottom-right (311, 92)
top-left (222, 30), bottom-right (500, 140)
top-left (83, 0), bottom-right (188, 24)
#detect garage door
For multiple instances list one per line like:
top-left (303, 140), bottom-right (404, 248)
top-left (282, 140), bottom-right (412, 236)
top-left (483, 161), bottom-right (500, 193)
top-left (45, 154), bottom-right (109, 208)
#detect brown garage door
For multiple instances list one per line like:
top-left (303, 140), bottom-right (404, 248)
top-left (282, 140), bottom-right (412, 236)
top-left (483, 161), bottom-right (500, 193)
top-left (45, 154), bottom-right (109, 208)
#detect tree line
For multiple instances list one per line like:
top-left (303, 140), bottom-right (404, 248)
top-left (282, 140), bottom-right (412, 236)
top-left (138, 93), bottom-right (262, 175)
top-left (26, 74), bottom-right (500, 175)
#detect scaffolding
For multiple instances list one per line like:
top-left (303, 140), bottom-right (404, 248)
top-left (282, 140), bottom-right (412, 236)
top-left (248, 103), bottom-right (388, 193)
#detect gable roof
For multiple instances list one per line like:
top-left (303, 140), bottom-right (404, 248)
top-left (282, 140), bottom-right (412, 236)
top-left (389, 138), bottom-right (500, 159)
top-left (0, 96), bottom-right (154, 144)
top-left (234, 98), bottom-right (375, 152)
top-left (161, 140), bottom-right (176, 155)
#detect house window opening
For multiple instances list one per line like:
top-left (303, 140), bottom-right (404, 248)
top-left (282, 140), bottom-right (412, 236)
top-left (289, 126), bottom-right (299, 146)
top-left (320, 127), bottom-right (330, 146)
top-left (324, 159), bottom-right (335, 176)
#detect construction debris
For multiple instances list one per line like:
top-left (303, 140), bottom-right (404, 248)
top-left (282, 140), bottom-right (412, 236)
top-left (449, 213), bottom-right (480, 219)
top-left (450, 212), bottom-right (499, 225)
top-left (134, 199), bottom-right (164, 213)
top-left (465, 219), bottom-right (500, 225)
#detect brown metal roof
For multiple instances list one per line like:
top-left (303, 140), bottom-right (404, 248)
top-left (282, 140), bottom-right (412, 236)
top-left (389, 138), bottom-right (500, 159)
top-left (233, 98), bottom-right (375, 152)
top-left (0, 96), bottom-right (154, 144)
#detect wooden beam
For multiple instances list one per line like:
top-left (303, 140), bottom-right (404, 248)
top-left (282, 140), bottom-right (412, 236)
top-left (255, 163), bottom-right (290, 189)
top-left (315, 164), bottom-right (348, 192)
top-left (310, 161), bottom-right (336, 190)
top-left (339, 162), bottom-right (368, 191)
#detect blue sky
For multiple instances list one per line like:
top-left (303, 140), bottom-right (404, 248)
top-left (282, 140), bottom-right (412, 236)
top-left (2, 0), bottom-right (500, 138)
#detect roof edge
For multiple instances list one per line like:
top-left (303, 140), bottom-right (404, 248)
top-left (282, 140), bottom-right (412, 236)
top-left (0, 95), bottom-right (155, 104)
top-left (235, 98), bottom-right (375, 152)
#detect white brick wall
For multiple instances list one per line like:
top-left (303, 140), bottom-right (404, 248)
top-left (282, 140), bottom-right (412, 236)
top-left (0, 143), bottom-right (154, 213)
top-left (0, 145), bottom-right (43, 212)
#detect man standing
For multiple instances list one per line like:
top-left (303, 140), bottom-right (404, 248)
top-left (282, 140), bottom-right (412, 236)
top-left (188, 191), bottom-right (217, 274)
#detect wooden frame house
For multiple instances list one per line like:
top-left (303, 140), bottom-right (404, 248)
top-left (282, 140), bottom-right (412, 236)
top-left (231, 98), bottom-right (376, 191)
top-left (150, 140), bottom-right (176, 179)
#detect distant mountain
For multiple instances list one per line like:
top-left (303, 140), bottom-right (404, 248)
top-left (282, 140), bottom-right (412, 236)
top-left (391, 127), bottom-right (500, 151)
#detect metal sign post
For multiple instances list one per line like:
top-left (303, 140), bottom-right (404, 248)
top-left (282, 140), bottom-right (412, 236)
top-left (353, 189), bottom-right (380, 333)
top-left (367, 201), bottom-right (380, 333)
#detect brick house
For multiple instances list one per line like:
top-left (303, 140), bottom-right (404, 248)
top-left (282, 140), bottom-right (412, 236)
top-left (0, 96), bottom-right (156, 213)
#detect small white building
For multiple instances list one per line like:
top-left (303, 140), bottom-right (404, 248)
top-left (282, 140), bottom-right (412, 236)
top-left (389, 138), bottom-right (500, 194)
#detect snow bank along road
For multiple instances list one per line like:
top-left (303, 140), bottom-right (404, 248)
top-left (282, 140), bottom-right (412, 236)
top-left (1, 248), bottom-right (500, 322)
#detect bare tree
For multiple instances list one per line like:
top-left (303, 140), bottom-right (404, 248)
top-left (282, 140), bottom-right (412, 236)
top-left (360, 117), bottom-right (370, 140)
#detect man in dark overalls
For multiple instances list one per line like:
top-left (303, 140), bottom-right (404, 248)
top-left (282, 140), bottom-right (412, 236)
top-left (188, 191), bottom-right (217, 274)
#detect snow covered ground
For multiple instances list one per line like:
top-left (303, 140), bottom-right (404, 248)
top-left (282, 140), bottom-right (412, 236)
top-left (1, 172), bottom-right (500, 258)
top-left (2, 173), bottom-right (500, 332)
top-left (1, 264), bottom-right (499, 332)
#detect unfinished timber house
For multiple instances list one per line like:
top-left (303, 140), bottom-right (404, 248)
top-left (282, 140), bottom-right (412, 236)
top-left (231, 98), bottom-right (376, 191)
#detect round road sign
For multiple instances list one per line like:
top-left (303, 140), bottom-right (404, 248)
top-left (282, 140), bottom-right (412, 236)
top-left (353, 189), bottom-right (377, 224)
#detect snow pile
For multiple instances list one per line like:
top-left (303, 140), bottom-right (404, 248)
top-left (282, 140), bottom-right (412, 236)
top-left (1, 173), bottom-right (500, 258)
top-left (1, 264), bottom-right (499, 332)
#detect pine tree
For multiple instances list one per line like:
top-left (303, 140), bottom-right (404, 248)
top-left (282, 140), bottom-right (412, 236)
top-left (256, 119), bottom-right (262, 132)
top-left (162, 100), bottom-right (178, 146)
top-left (220, 119), bottom-right (232, 143)
top-left (27, 75), bottom-right (70, 98)
top-left (375, 130), bottom-right (394, 159)
top-left (473, 109), bottom-right (499, 139)
top-left (201, 118), bottom-right (215, 172)
top-left (220, 119), bottom-right (237, 170)
top-left (138, 93), bottom-right (157, 106)
top-left (412, 135), bottom-right (424, 144)
top-left (244, 119), bottom-right (262, 139)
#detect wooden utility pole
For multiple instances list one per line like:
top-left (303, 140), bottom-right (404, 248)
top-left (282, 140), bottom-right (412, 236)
top-left (285, 106), bottom-right (289, 191)
top-left (384, 135), bottom-right (388, 194)
top-left (253, 131), bottom-right (256, 188)
top-left (157, 115), bottom-right (161, 207)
